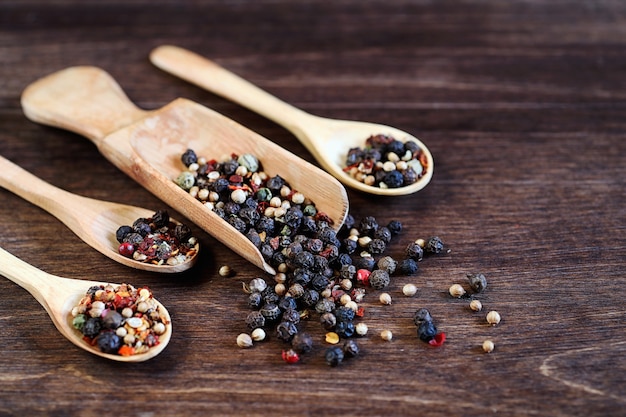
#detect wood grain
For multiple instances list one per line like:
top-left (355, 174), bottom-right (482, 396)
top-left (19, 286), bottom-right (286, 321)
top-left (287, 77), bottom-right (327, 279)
top-left (1, 1), bottom-right (625, 416)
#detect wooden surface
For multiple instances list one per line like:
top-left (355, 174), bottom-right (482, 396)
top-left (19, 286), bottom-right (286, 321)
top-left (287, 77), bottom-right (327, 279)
top-left (1, 1), bottom-right (624, 416)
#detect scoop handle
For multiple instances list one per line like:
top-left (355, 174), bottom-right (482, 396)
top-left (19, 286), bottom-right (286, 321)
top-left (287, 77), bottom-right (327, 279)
top-left (150, 45), bottom-right (322, 152)
top-left (21, 66), bottom-right (148, 145)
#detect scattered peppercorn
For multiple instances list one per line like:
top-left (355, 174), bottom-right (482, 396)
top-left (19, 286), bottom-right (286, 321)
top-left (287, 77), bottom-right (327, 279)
top-left (482, 340), bottom-right (495, 353)
top-left (467, 272), bottom-right (487, 293)
top-left (380, 329), bottom-right (393, 341)
top-left (469, 299), bottom-right (483, 312)
top-left (237, 333), bottom-right (253, 348)
top-left (325, 346), bottom-right (344, 366)
top-left (402, 283), bottom-right (418, 297)
top-left (486, 310), bottom-right (501, 325)
top-left (449, 284), bottom-right (466, 298)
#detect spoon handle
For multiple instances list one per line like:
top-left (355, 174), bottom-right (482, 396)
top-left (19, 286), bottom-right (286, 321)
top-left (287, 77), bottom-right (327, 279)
top-left (150, 45), bottom-right (325, 154)
top-left (21, 66), bottom-right (148, 146)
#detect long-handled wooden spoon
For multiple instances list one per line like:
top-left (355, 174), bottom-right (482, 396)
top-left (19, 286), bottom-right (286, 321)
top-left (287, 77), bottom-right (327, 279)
top-left (149, 45), bottom-right (434, 196)
top-left (0, 246), bottom-right (172, 362)
top-left (20, 66), bottom-right (349, 275)
top-left (0, 155), bottom-right (198, 273)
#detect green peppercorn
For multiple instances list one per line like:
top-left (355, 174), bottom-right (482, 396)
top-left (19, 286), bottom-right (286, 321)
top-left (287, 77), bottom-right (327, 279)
top-left (237, 153), bottom-right (259, 172)
top-left (175, 171), bottom-right (195, 190)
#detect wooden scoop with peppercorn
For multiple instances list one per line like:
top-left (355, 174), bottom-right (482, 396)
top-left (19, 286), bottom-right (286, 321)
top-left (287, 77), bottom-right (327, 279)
top-left (150, 45), bottom-right (434, 196)
top-left (0, 246), bottom-right (172, 362)
top-left (20, 66), bottom-right (349, 274)
top-left (0, 155), bottom-right (198, 273)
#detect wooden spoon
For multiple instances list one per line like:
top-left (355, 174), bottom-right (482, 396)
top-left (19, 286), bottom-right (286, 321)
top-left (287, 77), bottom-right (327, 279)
top-left (20, 66), bottom-right (349, 275)
top-left (0, 246), bottom-right (172, 362)
top-left (149, 45), bottom-right (434, 196)
top-left (0, 155), bottom-right (198, 273)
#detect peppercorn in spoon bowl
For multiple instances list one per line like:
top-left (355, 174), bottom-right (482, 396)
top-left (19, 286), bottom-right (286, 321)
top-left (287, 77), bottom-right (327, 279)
top-left (0, 246), bottom-right (172, 362)
top-left (149, 45), bottom-right (434, 196)
top-left (0, 155), bottom-right (199, 273)
top-left (20, 66), bottom-right (349, 275)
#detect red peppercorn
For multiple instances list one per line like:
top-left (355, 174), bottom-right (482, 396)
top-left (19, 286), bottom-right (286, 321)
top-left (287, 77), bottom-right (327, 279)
top-left (118, 242), bottom-right (135, 258)
top-left (281, 349), bottom-right (300, 364)
top-left (355, 307), bottom-right (365, 317)
top-left (356, 269), bottom-right (371, 286)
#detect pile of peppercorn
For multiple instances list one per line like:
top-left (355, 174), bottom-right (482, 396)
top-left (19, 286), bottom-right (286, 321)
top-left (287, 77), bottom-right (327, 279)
top-left (116, 210), bottom-right (198, 266)
top-left (344, 134), bottom-right (428, 189)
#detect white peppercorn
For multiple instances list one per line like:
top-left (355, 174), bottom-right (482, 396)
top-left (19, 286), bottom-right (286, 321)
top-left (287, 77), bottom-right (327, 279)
top-left (482, 340), bottom-right (495, 353)
top-left (218, 265), bottom-right (232, 277)
top-left (449, 283), bottom-right (466, 298)
top-left (402, 283), bottom-right (418, 297)
top-left (379, 293), bottom-right (392, 305)
top-left (469, 299), bottom-right (483, 312)
top-left (355, 322), bottom-right (369, 336)
top-left (380, 330), bottom-right (393, 341)
top-left (251, 328), bottom-right (266, 342)
top-left (237, 333), bottom-right (253, 348)
top-left (486, 310), bottom-right (501, 325)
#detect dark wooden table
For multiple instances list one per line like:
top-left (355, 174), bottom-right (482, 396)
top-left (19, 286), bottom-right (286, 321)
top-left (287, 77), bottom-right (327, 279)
top-left (1, 1), bottom-right (624, 415)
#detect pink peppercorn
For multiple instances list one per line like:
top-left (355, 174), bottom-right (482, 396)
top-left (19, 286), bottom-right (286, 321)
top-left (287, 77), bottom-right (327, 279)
top-left (356, 269), bottom-right (371, 286)
top-left (118, 242), bottom-right (135, 258)
top-left (282, 349), bottom-right (300, 364)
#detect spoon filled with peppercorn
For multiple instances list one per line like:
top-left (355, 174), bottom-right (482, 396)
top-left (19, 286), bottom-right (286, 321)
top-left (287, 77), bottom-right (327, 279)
top-left (149, 45), bottom-right (434, 196)
top-left (0, 155), bottom-right (199, 273)
top-left (20, 66), bottom-right (349, 275)
top-left (0, 246), bottom-right (172, 362)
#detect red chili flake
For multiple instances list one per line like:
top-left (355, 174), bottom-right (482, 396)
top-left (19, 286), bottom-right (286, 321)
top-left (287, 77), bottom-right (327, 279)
top-left (355, 307), bottom-right (365, 317)
top-left (229, 174), bottom-right (243, 184)
top-left (269, 236), bottom-right (281, 250)
top-left (281, 349), bottom-right (300, 364)
top-left (113, 293), bottom-right (132, 309)
top-left (314, 211), bottom-right (334, 226)
top-left (428, 332), bottom-right (446, 347)
top-left (343, 162), bottom-right (359, 172)
top-left (360, 159), bottom-right (374, 171)
top-left (319, 247), bottom-right (335, 258)
top-left (356, 269), bottom-right (371, 286)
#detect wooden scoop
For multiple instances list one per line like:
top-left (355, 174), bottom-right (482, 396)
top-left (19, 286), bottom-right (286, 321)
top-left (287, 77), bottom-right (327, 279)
top-left (0, 246), bottom-right (172, 362)
top-left (20, 66), bottom-right (349, 275)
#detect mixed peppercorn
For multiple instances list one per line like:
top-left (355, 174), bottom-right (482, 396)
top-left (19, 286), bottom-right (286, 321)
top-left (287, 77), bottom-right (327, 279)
top-left (115, 210), bottom-right (198, 266)
top-left (70, 284), bottom-right (169, 356)
top-left (344, 134), bottom-right (428, 189)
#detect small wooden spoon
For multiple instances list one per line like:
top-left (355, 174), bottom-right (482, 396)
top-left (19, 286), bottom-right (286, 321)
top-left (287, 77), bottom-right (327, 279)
top-left (0, 246), bottom-right (172, 362)
top-left (150, 45), bottom-right (434, 196)
top-left (0, 155), bottom-right (198, 273)
top-left (21, 66), bottom-right (349, 275)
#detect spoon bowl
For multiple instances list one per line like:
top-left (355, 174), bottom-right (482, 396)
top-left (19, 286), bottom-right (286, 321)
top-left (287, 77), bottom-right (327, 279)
top-left (0, 155), bottom-right (199, 273)
top-left (150, 45), bottom-right (434, 196)
top-left (20, 66), bottom-right (349, 274)
top-left (0, 246), bottom-right (172, 362)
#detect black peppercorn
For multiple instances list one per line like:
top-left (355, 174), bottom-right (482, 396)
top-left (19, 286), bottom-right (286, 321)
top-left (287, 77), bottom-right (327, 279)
top-left (259, 303), bottom-right (281, 322)
top-left (248, 292), bottom-right (263, 309)
top-left (368, 238), bottom-right (387, 254)
top-left (342, 339), bottom-right (360, 358)
top-left (387, 220), bottom-right (402, 235)
top-left (151, 210), bottom-right (170, 228)
top-left (398, 258), bottom-right (419, 275)
top-left (278, 296), bottom-right (298, 311)
top-left (413, 308), bottom-right (433, 325)
top-left (325, 346), bottom-right (344, 367)
top-left (281, 308), bottom-right (301, 324)
top-left (405, 242), bottom-right (424, 261)
top-left (374, 226), bottom-right (392, 244)
top-left (173, 223), bottom-right (192, 243)
top-left (358, 216), bottom-right (379, 236)
top-left (181, 149), bottom-right (198, 166)
top-left (369, 269), bottom-right (391, 290)
top-left (383, 170), bottom-right (404, 188)
top-left (425, 236), bottom-right (445, 254)
top-left (335, 320), bottom-right (355, 338)
top-left (82, 317), bottom-right (103, 338)
top-left (320, 312), bottom-right (337, 330)
top-left (96, 331), bottom-right (122, 354)
top-left (417, 320), bottom-right (437, 342)
top-left (467, 273), bottom-right (487, 293)
top-left (245, 311), bottom-right (266, 330)
top-left (115, 225), bottom-right (133, 243)
top-left (334, 306), bottom-right (355, 323)
top-left (291, 332), bottom-right (314, 354)
top-left (276, 321), bottom-right (299, 343)
top-left (300, 289), bottom-right (320, 307)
